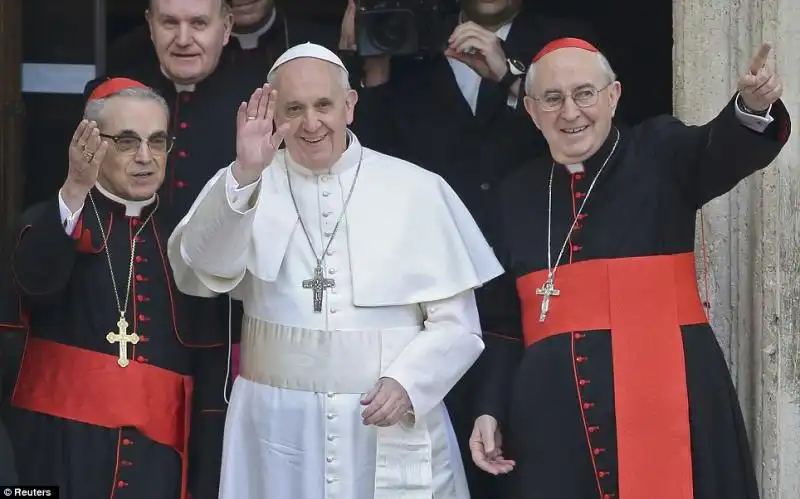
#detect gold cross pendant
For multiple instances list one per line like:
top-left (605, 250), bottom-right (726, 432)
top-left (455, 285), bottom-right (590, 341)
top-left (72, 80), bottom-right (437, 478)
top-left (106, 315), bottom-right (139, 367)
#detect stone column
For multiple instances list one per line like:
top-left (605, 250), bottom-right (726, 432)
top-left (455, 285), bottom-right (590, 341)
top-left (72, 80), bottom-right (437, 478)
top-left (673, 0), bottom-right (800, 497)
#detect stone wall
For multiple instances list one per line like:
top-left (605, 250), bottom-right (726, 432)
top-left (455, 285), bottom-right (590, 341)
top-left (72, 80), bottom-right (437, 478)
top-left (673, 0), bottom-right (800, 497)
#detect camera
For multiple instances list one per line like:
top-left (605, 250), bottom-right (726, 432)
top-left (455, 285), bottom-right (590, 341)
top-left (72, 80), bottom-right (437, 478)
top-left (355, 0), bottom-right (459, 58)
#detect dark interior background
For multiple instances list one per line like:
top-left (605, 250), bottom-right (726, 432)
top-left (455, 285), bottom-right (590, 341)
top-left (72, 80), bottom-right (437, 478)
top-left (22, 0), bottom-right (672, 209)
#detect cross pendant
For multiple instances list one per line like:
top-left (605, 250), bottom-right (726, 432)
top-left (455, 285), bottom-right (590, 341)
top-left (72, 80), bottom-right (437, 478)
top-left (106, 315), bottom-right (140, 368)
top-left (302, 264), bottom-right (335, 313)
top-left (535, 277), bottom-right (561, 322)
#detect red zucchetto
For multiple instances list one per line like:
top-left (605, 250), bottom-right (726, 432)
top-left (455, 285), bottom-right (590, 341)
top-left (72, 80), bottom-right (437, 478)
top-left (87, 77), bottom-right (149, 101)
top-left (532, 37), bottom-right (599, 63)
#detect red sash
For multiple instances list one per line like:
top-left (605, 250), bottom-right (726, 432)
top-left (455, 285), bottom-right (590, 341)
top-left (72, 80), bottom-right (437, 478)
top-left (518, 252), bottom-right (706, 499)
top-left (12, 337), bottom-right (193, 499)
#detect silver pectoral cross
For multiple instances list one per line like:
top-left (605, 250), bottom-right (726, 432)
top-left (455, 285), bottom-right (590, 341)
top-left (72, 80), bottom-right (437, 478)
top-left (535, 277), bottom-right (560, 322)
top-left (302, 264), bottom-right (335, 313)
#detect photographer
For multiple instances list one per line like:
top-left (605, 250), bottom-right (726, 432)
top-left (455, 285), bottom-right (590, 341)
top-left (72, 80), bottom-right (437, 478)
top-left (340, 1), bottom-right (598, 497)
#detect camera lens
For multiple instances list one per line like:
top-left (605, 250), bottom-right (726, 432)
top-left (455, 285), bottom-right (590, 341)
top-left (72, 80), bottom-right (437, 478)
top-left (369, 12), bottom-right (414, 52)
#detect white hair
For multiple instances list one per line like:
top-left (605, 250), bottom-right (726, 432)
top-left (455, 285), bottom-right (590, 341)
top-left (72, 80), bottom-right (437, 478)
top-left (266, 62), bottom-right (351, 91)
top-left (524, 51), bottom-right (617, 96)
top-left (84, 87), bottom-right (169, 126)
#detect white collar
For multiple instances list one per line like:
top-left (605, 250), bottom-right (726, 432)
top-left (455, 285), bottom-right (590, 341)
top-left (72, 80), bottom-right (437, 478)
top-left (232, 7), bottom-right (277, 50)
top-left (95, 183), bottom-right (156, 217)
top-left (284, 130), bottom-right (362, 177)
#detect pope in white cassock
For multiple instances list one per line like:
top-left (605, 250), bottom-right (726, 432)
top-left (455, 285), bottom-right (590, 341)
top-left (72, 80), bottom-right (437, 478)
top-left (167, 43), bottom-right (503, 498)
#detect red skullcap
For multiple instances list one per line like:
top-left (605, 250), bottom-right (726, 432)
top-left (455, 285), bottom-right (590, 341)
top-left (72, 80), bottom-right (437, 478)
top-left (532, 37), bottom-right (599, 63)
top-left (88, 77), bottom-right (149, 101)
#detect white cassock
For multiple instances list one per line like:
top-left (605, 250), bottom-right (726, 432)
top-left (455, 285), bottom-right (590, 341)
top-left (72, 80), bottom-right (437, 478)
top-left (167, 132), bottom-right (503, 499)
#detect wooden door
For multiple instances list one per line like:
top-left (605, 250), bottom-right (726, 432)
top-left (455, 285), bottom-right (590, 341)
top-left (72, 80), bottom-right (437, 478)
top-left (0, 0), bottom-right (23, 236)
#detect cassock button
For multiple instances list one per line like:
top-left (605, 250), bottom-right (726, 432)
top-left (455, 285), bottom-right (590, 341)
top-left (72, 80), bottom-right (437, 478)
top-left (180, 122), bottom-right (188, 129)
top-left (322, 191), bottom-right (331, 197)
top-left (575, 174), bottom-right (584, 180)
top-left (181, 94), bottom-right (191, 103)
top-left (326, 249), bottom-right (335, 256)
top-left (179, 151), bottom-right (188, 158)
top-left (329, 268), bottom-right (336, 274)
top-left (322, 211), bottom-right (332, 217)
top-left (326, 456), bottom-right (334, 463)
top-left (176, 180), bottom-right (187, 189)
top-left (327, 413), bottom-right (335, 420)
top-left (480, 182), bottom-right (491, 190)
top-left (327, 392), bottom-right (335, 398)
top-left (131, 218), bottom-right (140, 226)
top-left (327, 435), bottom-right (335, 441)
top-left (572, 245), bottom-right (582, 251)
top-left (575, 192), bottom-right (584, 198)
top-left (326, 477), bottom-right (334, 484)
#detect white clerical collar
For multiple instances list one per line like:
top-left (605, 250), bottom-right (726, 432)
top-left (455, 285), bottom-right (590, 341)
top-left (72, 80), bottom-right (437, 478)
top-left (159, 66), bottom-right (197, 92)
top-left (95, 183), bottom-right (156, 217)
top-left (232, 7), bottom-right (276, 50)
top-left (564, 163), bottom-right (585, 174)
top-left (284, 130), bottom-right (362, 177)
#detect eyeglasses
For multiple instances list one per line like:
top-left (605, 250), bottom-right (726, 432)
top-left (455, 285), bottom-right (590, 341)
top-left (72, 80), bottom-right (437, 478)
top-left (100, 133), bottom-right (175, 155)
top-left (531, 82), bottom-right (613, 112)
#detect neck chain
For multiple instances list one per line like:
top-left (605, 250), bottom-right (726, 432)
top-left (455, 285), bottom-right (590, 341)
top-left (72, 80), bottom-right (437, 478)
top-left (286, 145), bottom-right (364, 313)
top-left (537, 128), bottom-right (620, 322)
top-left (89, 192), bottom-right (159, 367)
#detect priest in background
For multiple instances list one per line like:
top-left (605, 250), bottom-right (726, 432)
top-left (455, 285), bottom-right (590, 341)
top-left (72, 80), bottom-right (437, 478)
top-left (168, 43), bottom-right (502, 498)
top-left (5, 79), bottom-right (200, 499)
top-left (470, 38), bottom-right (790, 499)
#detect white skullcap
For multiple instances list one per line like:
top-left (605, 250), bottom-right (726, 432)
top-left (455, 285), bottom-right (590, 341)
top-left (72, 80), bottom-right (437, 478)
top-left (267, 42), bottom-right (349, 83)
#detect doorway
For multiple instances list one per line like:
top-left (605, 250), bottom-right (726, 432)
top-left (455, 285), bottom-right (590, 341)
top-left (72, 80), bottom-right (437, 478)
top-left (18, 0), bottom-right (672, 209)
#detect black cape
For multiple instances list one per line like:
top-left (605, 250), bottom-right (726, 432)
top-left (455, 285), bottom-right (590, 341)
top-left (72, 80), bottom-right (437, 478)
top-left (5, 190), bottom-right (218, 498)
top-left (479, 98), bottom-right (791, 498)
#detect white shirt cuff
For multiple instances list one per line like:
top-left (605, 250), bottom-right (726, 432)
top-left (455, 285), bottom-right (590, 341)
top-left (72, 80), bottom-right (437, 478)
top-left (225, 166), bottom-right (260, 214)
top-left (58, 189), bottom-right (84, 235)
top-left (735, 93), bottom-right (774, 133)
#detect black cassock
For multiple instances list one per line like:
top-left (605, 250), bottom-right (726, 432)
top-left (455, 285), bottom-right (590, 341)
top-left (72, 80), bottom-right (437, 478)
top-left (84, 15), bottom-right (340, 497)
top-left (479, 98), bottom-right (791, 499)
top-left (4, 190), bottom-right (222, 498)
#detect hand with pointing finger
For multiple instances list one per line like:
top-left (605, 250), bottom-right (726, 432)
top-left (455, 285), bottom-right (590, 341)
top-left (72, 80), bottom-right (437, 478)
top-left (233, 83), bottom-right (291, 186)
top-left (738, 43), bottom-right (782, 113)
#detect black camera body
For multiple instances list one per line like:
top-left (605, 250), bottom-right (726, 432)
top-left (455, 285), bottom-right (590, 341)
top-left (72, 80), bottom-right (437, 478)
top-left (355, 0), bottom-right (458, 58)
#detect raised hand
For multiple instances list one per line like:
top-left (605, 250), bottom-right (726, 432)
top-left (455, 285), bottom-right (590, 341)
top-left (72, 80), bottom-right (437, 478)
top-left (445, 22), bottom-right (508, 83)
top-left (62, 120), bottom-right (109, 209)
top-left (233, 83), bottom-right (291, 186)
top-left (738, 43), bottom-right (782, 112)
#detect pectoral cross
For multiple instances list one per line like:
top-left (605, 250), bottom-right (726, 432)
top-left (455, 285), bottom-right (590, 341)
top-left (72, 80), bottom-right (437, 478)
top-left (302, 264), bottom-right (335, 313)
top-left (536, 277), bottom-right (560, 322)
top-left (106, 315), bottom-right (140, 367)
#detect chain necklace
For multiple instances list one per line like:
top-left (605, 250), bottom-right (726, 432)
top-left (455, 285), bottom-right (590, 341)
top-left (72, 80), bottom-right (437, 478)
top-left (536, 128), bottom-right (620, 322)
top-left (286, 142), bottom-right (364, 313)
top-left (89, 192), bottom-right (159, 367)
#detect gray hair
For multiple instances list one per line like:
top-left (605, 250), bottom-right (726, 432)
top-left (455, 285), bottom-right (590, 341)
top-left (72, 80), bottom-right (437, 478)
top-left (524, 51), bottom-right (616, 96)
top-left (83, 87), bottom-right (170, 126)
top-left (266, 63), bottom-right (351, 91)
